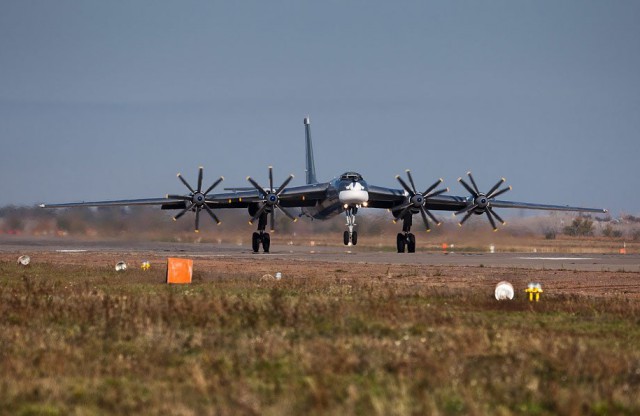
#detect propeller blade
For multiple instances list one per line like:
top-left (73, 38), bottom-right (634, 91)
top-left (427, 188), bottom-right (448, 198)
top-left (419, 207), bottom-right (431, 231)
top-left (276, 174), bottom-right (294, 196)
top-left (424, 207), bottom-right (441, 226)
top-left (406, 170), bottom-right (418, 194)
top-left (270, 209), bottom-right (275, 232)
top-left (458, 177), bottom-right (478, 197)
top-left (268, 166), bottom-right (274, 191)
top-left (423, 178), bottom-right (443, 196)
top-left (203, 177), bottom-right (224, 196)
top-left (203, 203), bottom-right (221, 224)
top-left (486, 210), bottom-right (497, 231)
top-left (467, 172), bottom-right (481, 195)
top-left (459, 210), bottom-right (474, 226)
top-left (197, 167), bottom-right (204, 192)
top-left (174, 202), bottom-right (195, 220)
top-left (391, 201), bottom-right (413, 214)
top-left (194, 207), bottom-right (201, 232)
top-left (397, 205), bottom-right (412, 222)
top-left (177, 173), bottom-right (196, 194)
top-left (488, 186), bottom-right (512, 199)
top-left (488, 207), bottom-right (506, 225)
top-left (247, 177), bottom-right (268, 197)
top-left (166, 194), bottom-right (191, 201)
top-left (249, 204), bottom-right (267, 224)
top-left (277, 205), bottom-right (297, 221)
top-left (455, 203), bottom-right (477, 216)
top-left (396, 175), bottom-right (414, 196)
top-left (486, 177), bottom-right (506, 198)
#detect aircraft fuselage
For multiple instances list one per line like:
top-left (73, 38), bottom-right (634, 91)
top-left (302, 171), bottom-right (369, 220)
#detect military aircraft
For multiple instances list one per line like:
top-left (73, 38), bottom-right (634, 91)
top-left (41, 117), bottom-right (607, 253)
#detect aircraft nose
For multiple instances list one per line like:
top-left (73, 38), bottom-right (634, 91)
top-left (339, 186), bottom-right (369, 205)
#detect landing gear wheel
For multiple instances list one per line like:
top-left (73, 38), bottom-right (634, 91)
top-left (262, 233), bottom-right (271, 253)
top-left (252, 232), bottom-right (261, 253)
top-left (407, 233), bottom-right (416, 253)
top-left (351, 231), bottom-right (358, 246)
top-left (343, 231), bottom-right (350, 246)
top-left (397, 233), bottom-right (406, 253)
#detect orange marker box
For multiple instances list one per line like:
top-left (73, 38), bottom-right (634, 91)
top-left (166, 258), bottom-right (193, 284)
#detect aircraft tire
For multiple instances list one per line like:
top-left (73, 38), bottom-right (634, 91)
top-left (262, 233), bottom-right (271, 253)
top-left (343, 231), bottom-right (350, 246)
top-left (407, 233), bottom-right (416, 253)
top-left (396, 233), bottom-right (406, 253)
top-left (352, 231), bottom-right (358, 246)
top-left (252, 232), bottom-right (261, 253)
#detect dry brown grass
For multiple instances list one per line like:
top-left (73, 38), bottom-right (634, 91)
top-left (1, 258), bottom-right (639, 415)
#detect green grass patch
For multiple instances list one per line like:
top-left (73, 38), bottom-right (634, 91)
top-left (1, 260), bottom-right (639, 415)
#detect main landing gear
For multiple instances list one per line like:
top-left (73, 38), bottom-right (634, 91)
top-left (343, 206), bottom-right (358, 246)
top-left (396, 211), bottom-right (416, 253)
top-left (251, 212), bottom-right (271, 253)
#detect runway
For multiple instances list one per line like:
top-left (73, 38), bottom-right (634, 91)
top-left (1, 237), bottom-right (638, 272)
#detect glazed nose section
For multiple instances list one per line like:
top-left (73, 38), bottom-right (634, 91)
top-left (339, 182), bottom-right (369, 205)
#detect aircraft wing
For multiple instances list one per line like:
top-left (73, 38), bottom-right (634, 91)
top-left (40, 198), bottom-right (182, 208)
top-left (205, 182), bottom-right (330, 208)
top-left (489, 200), bottom-right (607, 213)
top-left (365, 185), bottom-right (407, 208)
top-left (367, 187), bottom-right (606, 213)
top-left (40, 182), bottom-right (331, 210)
top-left (366, 176), bottom-right (605, 232)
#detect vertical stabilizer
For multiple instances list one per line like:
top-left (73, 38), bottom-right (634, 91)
top-left (304, 117), bottom-right (318, 184)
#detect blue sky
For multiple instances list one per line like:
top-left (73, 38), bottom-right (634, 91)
top-left (1, 1), bottom-right (638, 216)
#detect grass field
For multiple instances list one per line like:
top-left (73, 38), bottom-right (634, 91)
top-left (1, 259), bottom-right (639, 415)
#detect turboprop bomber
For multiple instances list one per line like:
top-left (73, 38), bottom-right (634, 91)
top-left (41, 117), bottom-right (607, 253)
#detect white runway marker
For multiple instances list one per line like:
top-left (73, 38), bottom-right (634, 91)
top-left (516, 257), bottom-right (594, 261)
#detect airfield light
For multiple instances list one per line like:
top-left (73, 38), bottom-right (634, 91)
top-left (17, 255), bottom-right (30, 266)
top-left (525, 283), bottom-right (543, 302)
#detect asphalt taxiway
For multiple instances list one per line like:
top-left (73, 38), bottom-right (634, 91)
top-left (1, 238), bottom-right (638, 272)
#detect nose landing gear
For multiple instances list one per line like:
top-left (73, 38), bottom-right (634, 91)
top-left (343, 206), bottom-right (358, 246)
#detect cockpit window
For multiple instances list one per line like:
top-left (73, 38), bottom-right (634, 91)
top-left (340, 172), bottom-right (363, 181)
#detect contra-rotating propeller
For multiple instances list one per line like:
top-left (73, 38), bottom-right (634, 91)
top-left (246, 166), bottom-right (297, 232)
top-left (393, 170), bottom-right (449, 231)
top-left (167, 167), bottom-right (224, 232)
top-left (454, 171), bottom-right (511, 230)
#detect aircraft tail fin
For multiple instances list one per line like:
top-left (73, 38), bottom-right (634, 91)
top-left (304, 116), bottom-right (318, 184)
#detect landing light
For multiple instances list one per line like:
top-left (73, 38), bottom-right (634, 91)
top-left (362, 202), bottom-right (368, 207)
top-left (344, 204), bottom-right (349, 209)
